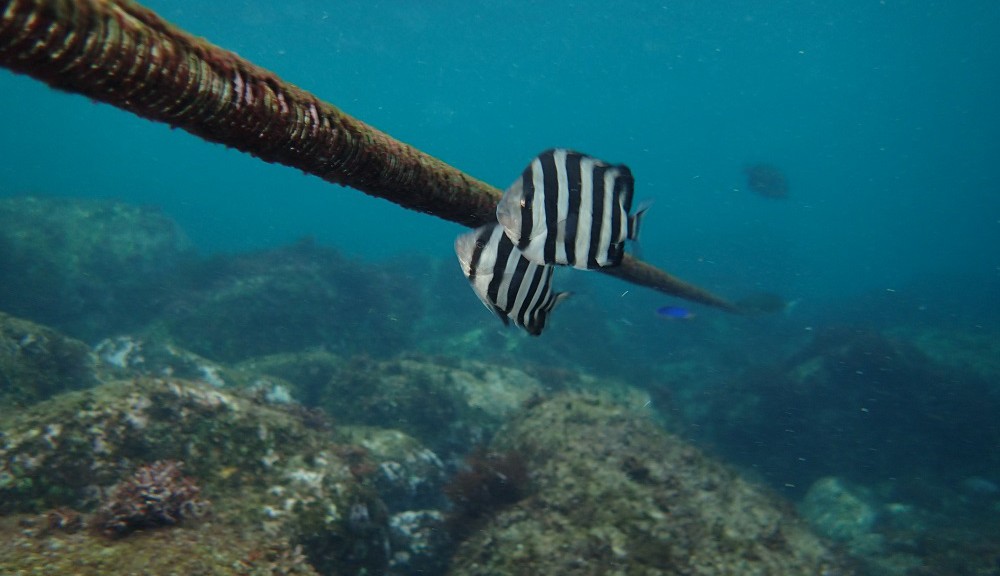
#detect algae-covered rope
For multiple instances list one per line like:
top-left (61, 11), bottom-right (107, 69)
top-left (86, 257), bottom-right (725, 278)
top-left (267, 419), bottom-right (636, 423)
top-left (0, 0), bottom-right (740, 313)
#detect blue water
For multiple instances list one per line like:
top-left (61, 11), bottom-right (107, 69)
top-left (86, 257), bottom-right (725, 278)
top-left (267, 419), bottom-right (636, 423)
top-left (3, 0), bottom-right (998, 316)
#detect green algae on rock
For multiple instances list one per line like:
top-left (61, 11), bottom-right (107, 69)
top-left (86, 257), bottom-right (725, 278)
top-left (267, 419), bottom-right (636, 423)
top-left (798, 476), bottom-right (927, 576)
top-left (799, 477), bottom-right (882, 555)
top-left (0, 311), bottom-right (99, 410)
top-left (244, 351), bottom-right (547, 459)
top-left (0, 515), bottom-right (319, 576)
top-left (896, 325), bottom-right (1000, 384)
top-left (447, 393), bottom-right (852, 576)
top-left (0, 196), bottom-right (194, 341)
top-left (340, 426), bottom-right (448, 513)
top-left (160, 239), bottom-right (420, 363)
top-left (244, 350), bottom-right (652, 461)
top-left (704, 326), bottom-right (1000, 497)
top-left (94, 334), bottom-right (301, 400)
top-left (0, 377), bottom-right (390, 574)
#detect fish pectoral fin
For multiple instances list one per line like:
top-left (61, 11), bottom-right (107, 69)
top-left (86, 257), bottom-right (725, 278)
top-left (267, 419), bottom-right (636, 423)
top-left (628, 201), bottom-right (652, 241)
top-left (609, 241), bottom-right (626, 264)
top-left (559, 215), bottom-right (579, 241)
top-left (527, 224), bottom-right (550, 242)
top-left (553, 291), bottom-right (572, 309)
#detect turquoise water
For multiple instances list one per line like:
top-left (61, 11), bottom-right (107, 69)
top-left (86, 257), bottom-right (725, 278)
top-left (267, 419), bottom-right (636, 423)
top-left (2, 2), bottom-right (1000, 571)
top-left (3, 1), bottom-right (998, 310)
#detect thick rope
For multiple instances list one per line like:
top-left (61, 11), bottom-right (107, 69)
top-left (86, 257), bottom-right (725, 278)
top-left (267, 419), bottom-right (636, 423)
top-left (0, 0), bottom-right (740, 312)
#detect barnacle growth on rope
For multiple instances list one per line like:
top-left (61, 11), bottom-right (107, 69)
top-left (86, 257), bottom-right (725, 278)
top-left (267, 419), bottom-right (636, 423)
top-left (0, 0), bottom-right (740, 312)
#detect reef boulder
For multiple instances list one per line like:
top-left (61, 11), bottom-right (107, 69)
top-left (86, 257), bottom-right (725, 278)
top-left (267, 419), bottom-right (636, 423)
top-left (0, 196), bottom-right (194, 341)
top-left (0, 376), bottom-right (390, 575)
top-left (247, 351), bottom-right (652, 461)
top-left (0, 311), bottom-right (98, 409)
top-left (160, 239), bottom-right (420, 362)
top-left (706, 326), bottom-right (1000, 495)
top-left (446, 393), bottom-right (849, 575)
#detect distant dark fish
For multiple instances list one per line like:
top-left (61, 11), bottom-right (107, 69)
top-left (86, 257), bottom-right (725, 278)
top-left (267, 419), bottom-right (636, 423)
top-left (455, 223), bottom-right (570, 336)
top-left (497, 148), bottom-right (648, 270)
top-left (656, 305), bottom-right (694, 320)
top-left (744, 163), bottom-right (789, 199)
top-left (735, 292), bottom-right (789, 315)
top-left (961, 476), bottom-right (999, 496)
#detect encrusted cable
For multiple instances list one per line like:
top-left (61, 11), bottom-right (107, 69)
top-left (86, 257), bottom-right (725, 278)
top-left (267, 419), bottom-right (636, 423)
top-left (0, 0), bottom-right (740, 312)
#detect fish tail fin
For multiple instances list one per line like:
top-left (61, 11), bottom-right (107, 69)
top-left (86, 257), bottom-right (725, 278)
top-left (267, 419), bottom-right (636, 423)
top-left (526, 291), bottom-right (572, 336)
top-left (627, 201), bottom-right (652, 241)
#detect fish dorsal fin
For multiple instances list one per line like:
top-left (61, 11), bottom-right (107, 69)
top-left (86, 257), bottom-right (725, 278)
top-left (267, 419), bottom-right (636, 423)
top-left (524, 290), bottom-right (572, 336)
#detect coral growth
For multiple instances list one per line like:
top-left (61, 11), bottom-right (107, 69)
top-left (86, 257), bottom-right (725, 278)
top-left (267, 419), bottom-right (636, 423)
top-left (388, 510), bottom-right (451, 575)
top-left (444, 449), bottom-right (529, 529)
top-left (91, 460), bottom-right (209, 538)
top-left (340, 426), bottom-right (448, 513)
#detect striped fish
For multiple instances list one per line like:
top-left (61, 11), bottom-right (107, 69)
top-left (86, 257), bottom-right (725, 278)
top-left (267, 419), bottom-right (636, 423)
top-left (455, 223), bottom-right (570, 336)
top-left (496, 148), bottom-right (647, 270)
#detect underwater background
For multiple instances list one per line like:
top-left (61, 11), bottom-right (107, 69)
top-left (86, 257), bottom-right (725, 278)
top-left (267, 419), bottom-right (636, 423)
top-left (1, 1), bottom-right (999, 574)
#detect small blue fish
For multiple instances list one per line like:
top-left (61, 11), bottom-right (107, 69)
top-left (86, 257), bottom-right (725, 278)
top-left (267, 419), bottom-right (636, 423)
top-left (656, 306), bottom-right (694, 320)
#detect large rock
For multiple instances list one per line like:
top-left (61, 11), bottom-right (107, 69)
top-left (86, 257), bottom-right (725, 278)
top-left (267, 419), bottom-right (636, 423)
top-left (446, 393), bottom-right (849, 575)
top-left (0, 196), bottom-right (194, 340)
top-left (0, 377), bottom-right (390, 575)
top-left (161, 239), bottom-right (421, 362)
top-left (0, 311), bottom-right (98, 409)
top-left (704, 326), bottom-right (1000, 495)
top-left (799, 476), bottom-right (930, 576)
top-left (0, 516), bottom-right (320, 575)
top-left (799, 477), bottom-right (882, 553)
top-left (244, 351), bottom-right (651, 460)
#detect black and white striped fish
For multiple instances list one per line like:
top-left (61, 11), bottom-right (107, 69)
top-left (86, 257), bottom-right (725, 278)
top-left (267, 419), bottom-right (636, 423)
top-left (496, 148), bottom-right (647, 270)
top-left (455, 223), bottom-right (570, 336)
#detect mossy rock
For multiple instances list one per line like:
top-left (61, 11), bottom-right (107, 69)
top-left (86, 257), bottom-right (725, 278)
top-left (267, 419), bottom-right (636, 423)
top-left (94, 334), bottom-right (298, 396)
top-left (0, 377), bottom-right (390, 575)
top-left (160, 240), bottom-right (419, 363)
top-left (341, 426), bottom-right (448, 513)
top-left (271, 353), bottom-right (651, 460)
top-left (707, 326), bottom-right (1000, 493)
top-left (0, 312), bottom-right (98, 410)
top-left (0, 196), bottom-right (194, 341)
top-left (447, 393), bottom-right (851, 576)
top-left (0, 516), bottom-right (319, 575)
